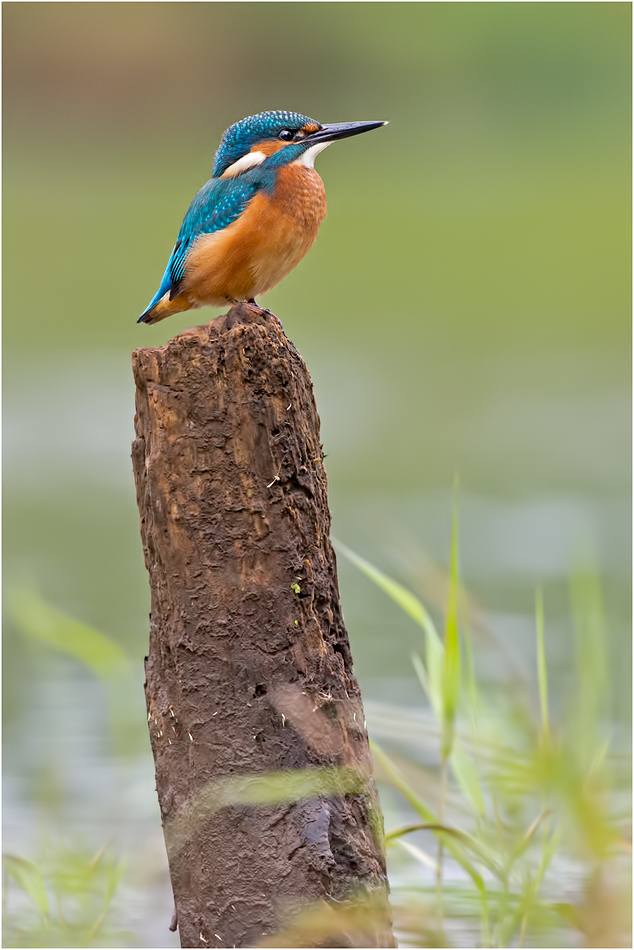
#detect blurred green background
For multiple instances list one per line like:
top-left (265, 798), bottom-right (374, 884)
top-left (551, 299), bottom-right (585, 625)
top-left (3, 2), bottom-right (630, 945)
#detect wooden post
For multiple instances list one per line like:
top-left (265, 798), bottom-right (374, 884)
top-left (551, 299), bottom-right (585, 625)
top-left (131, 305), bottom-right (394, 949)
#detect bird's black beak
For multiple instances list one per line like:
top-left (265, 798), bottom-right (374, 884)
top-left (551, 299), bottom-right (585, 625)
top-left (306, 120), bottom-right (388, 145)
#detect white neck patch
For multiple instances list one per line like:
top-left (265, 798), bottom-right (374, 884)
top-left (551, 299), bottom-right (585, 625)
top-left (292, 142), bottom-right (332, 168)
top-left (221, 150), bottom-right (266, 178)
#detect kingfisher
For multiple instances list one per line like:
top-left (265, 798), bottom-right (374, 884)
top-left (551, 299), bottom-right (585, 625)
top-left (137, 110), bottom-right (387, 325)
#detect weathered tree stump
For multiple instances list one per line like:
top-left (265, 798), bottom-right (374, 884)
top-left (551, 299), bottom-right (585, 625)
top-left (131, 304), bottom-right (394, 948)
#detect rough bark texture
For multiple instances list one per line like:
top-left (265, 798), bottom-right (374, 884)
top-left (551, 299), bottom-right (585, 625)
top-left (131, 304), bottom-right (394, 949)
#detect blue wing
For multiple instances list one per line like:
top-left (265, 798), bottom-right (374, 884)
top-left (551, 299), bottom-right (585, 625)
top-left (138, 172), bottom-right (268, 321)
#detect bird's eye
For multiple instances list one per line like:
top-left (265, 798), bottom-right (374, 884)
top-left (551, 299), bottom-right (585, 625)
top-left (278, 129), bottom-right (294, 141)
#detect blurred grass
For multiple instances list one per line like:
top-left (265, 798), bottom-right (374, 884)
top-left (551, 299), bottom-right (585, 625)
top-left (3, 3), bottom-right (631, 946)
top-left (3, 843), bottom-right (126, 948)
top-left (10, 588), bottom-right (129, 681)
top-left (7, 536), bottom-right (629, 946)
top-left (339, 534), bottom-right (631, 948)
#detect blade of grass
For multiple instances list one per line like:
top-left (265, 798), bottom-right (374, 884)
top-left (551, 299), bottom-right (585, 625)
top-left (164, 765), bottom-right (366, 857)
top-left (397, 838), bottom-right (439, 872)
top-left (388, 822), bottom-right (486, 842)
top-left (510, 810), bottom-right (553, 864)
top-left (436, 482), bottom-right (461, 933)
top-left (450, 738), bottom-right (486, 817)
top-left (386, 823), bottom-right (442, 843)
top-left (3, 855), bottom-right (49, 917)
top-left (441, 487), bottom-right (460, 760)
top-left (535, 589), bottom-right (549, 744)
top-left (568, 561), bottom-right (609, 778)
top-left (462, 618), bottom-right (480, 728)
top-left (371, 741), bottom-right (492, 891)
top-left (412, 651), bottom-right (441, 719)
top-left (9, 588), bottom-right (129, 681)
top-left (335, 539), bottom-right (443, 715)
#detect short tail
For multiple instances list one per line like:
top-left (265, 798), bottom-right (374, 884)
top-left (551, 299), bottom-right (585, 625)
top-left (137, 292), bottom-right (193, 325)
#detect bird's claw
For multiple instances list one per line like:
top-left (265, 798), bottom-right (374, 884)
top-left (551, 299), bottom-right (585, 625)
top-left (246, 300), bottom-right (283, 328)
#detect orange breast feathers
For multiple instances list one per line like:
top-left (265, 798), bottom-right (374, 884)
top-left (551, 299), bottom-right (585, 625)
top-left (182, 166), bottom-right (327, 307)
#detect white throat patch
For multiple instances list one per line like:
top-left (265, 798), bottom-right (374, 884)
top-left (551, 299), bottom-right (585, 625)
top-left (292, 142), bottom-right (332, 168)
top-left (221, 151), bottom-right (267, 178)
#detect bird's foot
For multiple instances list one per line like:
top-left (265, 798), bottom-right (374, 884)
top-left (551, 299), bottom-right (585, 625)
top-left (246, 299), bottom-right (283, 328)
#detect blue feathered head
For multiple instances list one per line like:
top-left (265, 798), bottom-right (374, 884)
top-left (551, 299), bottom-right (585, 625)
top-left (213, 111), bottom-right (320, 177)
